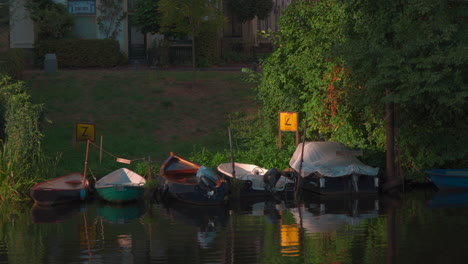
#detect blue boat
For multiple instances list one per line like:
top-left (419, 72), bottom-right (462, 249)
top-left (426, 169), bottom-right (468, 190)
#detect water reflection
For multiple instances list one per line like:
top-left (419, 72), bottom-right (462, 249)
top-left (429, 190), bottom-right (468, 208)
top-left (5, 189), bottom-right (468, 263)
top-left (31, 202), bottom-right (85, 223)
top-left (292, 193), bottom-right (380, 234)
top-left (161, 201), bottom-right (229, 249)
top-left (97, 200), bottom-right (147, 224)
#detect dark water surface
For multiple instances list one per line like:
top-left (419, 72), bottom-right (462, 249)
top-left (2, 189), bottom-right (468, 264)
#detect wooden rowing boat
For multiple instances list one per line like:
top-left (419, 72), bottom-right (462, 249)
top-left (159, 152), bottom-right (229, 205)
top-left (95, 168), bottom-right (146, 203)
top-left (29, 172), bottom-right (89, 206)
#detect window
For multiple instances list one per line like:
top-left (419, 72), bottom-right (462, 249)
top-left (68, 0), bottom-right (96, 15)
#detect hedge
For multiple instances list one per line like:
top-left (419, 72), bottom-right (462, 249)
top-left (34, 38), bottom-right (126, 68)
top-left (0, 49), bottom-right (24, 79)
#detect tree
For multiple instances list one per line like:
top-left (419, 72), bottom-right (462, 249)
top-left (256, 0), bottom-right (468, 183)
top-left (257, 0), bottom-right (369, 146)
top-left (25, 0), bottom-right (74, 40)
top-left (226, 0), bottom-right (273, 23)
top-left (158, 0), bottom-right (225, 77)
top-left (133, 0), bottom-right (161, 34)
top-left (97, 0), bottom-right (126, 39)
top-left (338, 0), bottom-right (468, 181)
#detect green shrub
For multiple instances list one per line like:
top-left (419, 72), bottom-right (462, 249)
top-left (34, 38), bottom-right (125, 68)
top-left (0, 76), bottom-right (56, 201)
top-left (0, 49), bottom-right (24, 79)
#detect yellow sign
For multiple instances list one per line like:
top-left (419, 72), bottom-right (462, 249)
top-left (76, 123), bottom-right (96, 142)
top-left (279, 112), bottom-right (298, 131)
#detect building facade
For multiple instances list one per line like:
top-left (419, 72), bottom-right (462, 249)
top-left (9, 0), bottom-right (292, 61)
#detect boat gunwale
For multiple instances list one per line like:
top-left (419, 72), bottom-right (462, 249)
top-left (427, 169), bottom-right (468, 179)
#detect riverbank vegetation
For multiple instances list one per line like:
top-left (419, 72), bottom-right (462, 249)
top-left (0, 76), bottom-right (58, 201)
top-left (1, 0), bottom-right (466, 201)
top-left (252, 0), bottom-right (468, 182)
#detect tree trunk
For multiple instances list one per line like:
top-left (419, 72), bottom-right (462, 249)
top-left (384, 88), bottom-right (402, 192)
top-left (191, 29), bottom-right (196, 86)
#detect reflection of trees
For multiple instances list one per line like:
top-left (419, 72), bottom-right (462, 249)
top-left (0, 202), bottom-right (73, 264)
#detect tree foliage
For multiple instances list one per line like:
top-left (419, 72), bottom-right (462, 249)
top-left (226, 0), bottom-right (274, 23)
top-left (133, 0), bottom-right (160, 34)
top-left (96, 0), bottom-right (126, 39)
top-left (256, 0), bottom-right (468, 180)
top-left (25, 0), bottom-right (74, 40)
top-left (338, 0), bottom-right (468, 175)
top-left (158, 0), bottom-right (225, 70)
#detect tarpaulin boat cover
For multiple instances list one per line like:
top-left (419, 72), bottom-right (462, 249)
top-left (289, 142), bottom-right (379, 178)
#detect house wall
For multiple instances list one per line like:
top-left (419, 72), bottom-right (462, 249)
top-left (69, 0), bottom-right (128, 54)
top-left (9, 0), bottom-right (34, 49)
top-left (223, 0), bottom-right (292, 53)
top-left (10, 0), bottom-right (129, 54)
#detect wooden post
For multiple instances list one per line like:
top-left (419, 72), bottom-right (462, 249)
top-left (295, 121), bottom-right (307, 195)
top-left (148, 156), bottom-right (152, 180)
top-left (99, 136), bottom-right (103, 165)
top-left (83, 139), bottom-right (90, 184)
top-left (228, 127), bottom-right (236, 180)
top-left (384, 88), bottom-right (402, 191)
top-left (295, 130), bottom-right (299, 146)
top-left (279, 130), bottom-right (282, 149)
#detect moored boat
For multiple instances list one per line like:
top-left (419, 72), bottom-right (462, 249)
top-left (426, 169), bottom-right (468, 190)
top-left (30, 172), bottom-right (89, 206)
top-left (159, 152), bottom-right (229, 206)
top-left (288, 141), bottom-right (380, 195)
top-left (217, 162), bottom-right (295, 197)
top-left (95, 168), bottom-right (146, 203)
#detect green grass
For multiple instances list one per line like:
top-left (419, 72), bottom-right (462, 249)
top-left (23, 70), bottom-right (258, 178)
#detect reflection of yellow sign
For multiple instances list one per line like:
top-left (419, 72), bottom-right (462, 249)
top-left (76, 123), bottom-right (96, 142)
top-left (279, 112), bottom-right (298, 131)
top-left (281, 224), bottom-right (300, 256)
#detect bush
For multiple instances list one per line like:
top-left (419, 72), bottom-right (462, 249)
top-left (0, 49), bottom-right (24, 79)
top-left (0, 76), bottom-right (56, 201)
top-left (34, 38), bottom-right (125, 68)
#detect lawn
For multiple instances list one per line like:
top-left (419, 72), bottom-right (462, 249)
top-left (23, 69), bottom-right (258, 178)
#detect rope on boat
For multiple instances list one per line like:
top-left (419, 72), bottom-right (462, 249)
top-left (88, 140), bottom-right (149, 163)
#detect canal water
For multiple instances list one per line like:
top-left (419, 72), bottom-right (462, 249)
top-left (1, 188), bottom-right (468, 264)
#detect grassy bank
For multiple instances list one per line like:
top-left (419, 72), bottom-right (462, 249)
top-left (23, 70), bottom-right (258, 179)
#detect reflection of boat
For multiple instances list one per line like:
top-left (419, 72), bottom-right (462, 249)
top-left (95, 168), bottom-right (146, 203)
top-left (164, 202), bottom-right (229, 248)
top-left (288, 142), bottom-right (380, 195)
top-left (97, 200), bottom-right (146, 224)
top-left (217, 162), bottom-right (295, 197)
top-left (31, 202), bottom-right (85, 223)
top-left (232, 197), bottom-right (293, 225)
top-left (30, 172), bottom-right (89, 206)
top-left (426, 169), bottom-right (468, 190)
top-left (159, 153), bottom-right (229, 205)
top-left (290, 194), bottom-right (380, 233)
top-left (429, 191), bottom-right (468, 208)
